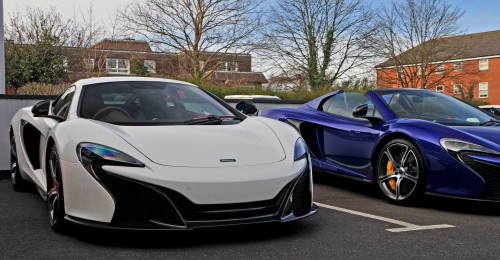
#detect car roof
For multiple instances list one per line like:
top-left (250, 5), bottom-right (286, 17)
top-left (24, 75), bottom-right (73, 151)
top-left (74, 77), bottom-right (197, 87)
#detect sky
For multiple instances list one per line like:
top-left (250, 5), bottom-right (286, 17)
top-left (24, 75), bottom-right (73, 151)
top-left (4, 0), bottom-right (500, 34)
top-left (370, 0), bottom-right (500, 34)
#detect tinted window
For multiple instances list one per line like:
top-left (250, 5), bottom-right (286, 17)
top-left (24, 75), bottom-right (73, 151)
top-left (80, 81), bottom-right (237, 125)
top-left (323, 92), bottom-right (378, 119)
top-left (52, 86), bottom-right (75, 118)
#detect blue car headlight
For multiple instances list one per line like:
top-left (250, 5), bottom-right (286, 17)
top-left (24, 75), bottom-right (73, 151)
top-left (439, 138), bottom-right (498, 155)
top-left (77, 143), bottom-right (144, 178)
top-left (294, 138), bottom-right (308, 161)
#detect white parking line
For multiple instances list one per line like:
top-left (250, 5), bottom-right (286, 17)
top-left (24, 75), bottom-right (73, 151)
top-left (315, 202), bottom-right (454, 233)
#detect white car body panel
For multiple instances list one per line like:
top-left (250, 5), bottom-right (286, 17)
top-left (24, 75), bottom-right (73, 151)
top-left (102, 119), bottom-right (286, 167)
top-left (11, 108), bottom-right (57, 190)
top-left (101, 159), bottom-right (306, 205)
top-left (60, 160), bottom-right (115, 222)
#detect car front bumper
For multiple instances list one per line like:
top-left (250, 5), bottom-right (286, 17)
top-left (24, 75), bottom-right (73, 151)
top-left (60, 157), bottom-right (317, 229)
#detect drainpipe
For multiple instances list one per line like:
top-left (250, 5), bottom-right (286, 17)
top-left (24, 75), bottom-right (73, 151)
top-left (0, 0), bottom-right (5, 94)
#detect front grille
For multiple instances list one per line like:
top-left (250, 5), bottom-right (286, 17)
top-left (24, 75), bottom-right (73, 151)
top-left (156, 182), bottom-right (293, 221)
top-left (92, 161), bottom-right (312, 226)
top-left (93, 162), bottom-right (184, 228)
top-left (291, 166), bottom-right (312, 216)
top-left (459, 152), bottom-right (500, 200)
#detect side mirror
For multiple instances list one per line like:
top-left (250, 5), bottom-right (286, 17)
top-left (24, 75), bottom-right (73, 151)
top-left (352, 103), bottom-right (383, 124)
top-left (31, 100), bottom-right (51, 116)
top-left (236, 100), bottom-right (258, 115)
top-left (352, 103), bottom-right (368, 117)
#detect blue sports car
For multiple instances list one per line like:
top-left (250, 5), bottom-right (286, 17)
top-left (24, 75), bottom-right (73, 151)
top-left (257, 89), bottom-right (500, 204)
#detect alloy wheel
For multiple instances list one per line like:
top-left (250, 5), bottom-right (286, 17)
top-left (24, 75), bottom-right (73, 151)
top-left (377, 142), bottom-right (420, 201)
top-left (47, 147), bottom-right (61, 226)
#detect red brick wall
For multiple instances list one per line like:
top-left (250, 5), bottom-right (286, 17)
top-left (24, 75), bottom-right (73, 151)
top-left (376, 57), bottom-right (500, 104)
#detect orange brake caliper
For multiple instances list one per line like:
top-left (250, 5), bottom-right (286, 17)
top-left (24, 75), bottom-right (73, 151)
top-left (386, 161), bottom-right (396, 190)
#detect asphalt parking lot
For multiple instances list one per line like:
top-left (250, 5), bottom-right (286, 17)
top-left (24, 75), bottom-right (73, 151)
top-left (1, 172), bottom-right (499, 259)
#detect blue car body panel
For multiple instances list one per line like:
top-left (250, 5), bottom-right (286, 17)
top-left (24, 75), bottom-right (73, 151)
top-left (259, 89), bottom-right (500, 200)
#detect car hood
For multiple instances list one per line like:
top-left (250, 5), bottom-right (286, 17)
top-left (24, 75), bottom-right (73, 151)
top-left (97, 119), bottom-right (286, 167)
top-left (454, 125), bottom-right (500, 148)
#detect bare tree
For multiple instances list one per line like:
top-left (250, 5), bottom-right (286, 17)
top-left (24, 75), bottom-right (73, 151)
top-left (120, 0), bottom-right (264, 81)
top-left (262, 0), bottom-right (375, 91)
top-left (70, 1), bottom-right (124, 78)
top-left (5, 4), bottom-right (124, 85)
top-left (4, 7), bottom-right (76, 87)
top-left (6, 6), bottom-right (77, 46)
top-left (373, 0), bottom-right (464, 89)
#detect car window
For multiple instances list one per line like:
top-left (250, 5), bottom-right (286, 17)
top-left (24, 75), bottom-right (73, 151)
top-left (322, 92), bottom-right (377, 119)
top-left (379, 90), bottom-right (493, 126)
top-left (79, 81), bottom-right (238, 125)
top-left (52, 86), bottom-right (76, 118)
top-left (101, 93), bottom-right (135, 105)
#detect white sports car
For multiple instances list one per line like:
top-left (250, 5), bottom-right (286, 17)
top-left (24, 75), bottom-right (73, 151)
top-left (10, 77), bottom-right (317, 232)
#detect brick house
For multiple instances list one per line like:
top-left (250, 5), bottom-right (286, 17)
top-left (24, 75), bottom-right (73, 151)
top-left (376, 30), bottom-right (500, 104)
top-left (62, 38), bottom-right (267, 86)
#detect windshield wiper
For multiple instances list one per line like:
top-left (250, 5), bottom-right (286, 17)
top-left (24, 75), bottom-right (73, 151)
top-left (479, 119), bottom-right (500, 126)
top-left (218, 115), bottom-right (243, 121)
top-left (184, 115), bottom-right (222, 125)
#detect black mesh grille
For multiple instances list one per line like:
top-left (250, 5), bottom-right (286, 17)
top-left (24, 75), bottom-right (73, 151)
top-left (459, 152), bottom-right (500, 200)
top-left (156, 181), bottom-right (293, 221)
top-left (291, 165), bottom-right (312, 217)
top-left (93, 162), bottom-right (185, 228)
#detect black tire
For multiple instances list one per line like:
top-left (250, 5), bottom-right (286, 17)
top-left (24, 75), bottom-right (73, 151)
top-left (375, 138), bottom-right (425, 205)
top-left (11, 134), bottom-right (30, 191)
top-left (47, 145), bottom-right (68, 233)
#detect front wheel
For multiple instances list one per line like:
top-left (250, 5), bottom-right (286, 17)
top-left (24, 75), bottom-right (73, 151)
top-left (376, 139), bottom-right (425, 205)
top-left (47, 145), bottom-right (68, 233)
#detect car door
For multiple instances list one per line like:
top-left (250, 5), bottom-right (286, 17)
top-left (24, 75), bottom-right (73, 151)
top-left (317, 92), bottom-right (382, 181)
top-left (18, 86), bottom-right (76, 188)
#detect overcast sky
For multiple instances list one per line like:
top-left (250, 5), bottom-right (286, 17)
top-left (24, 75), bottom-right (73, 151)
top-left (4, 0), bottom-right (134, 27)
top-left (5, 0), bottom-right (500, 34)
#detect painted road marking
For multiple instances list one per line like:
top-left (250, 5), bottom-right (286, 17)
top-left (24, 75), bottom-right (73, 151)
top-left (315, 202), bottom-right (454, 233)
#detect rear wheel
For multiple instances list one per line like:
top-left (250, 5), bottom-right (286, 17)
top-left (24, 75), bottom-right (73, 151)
top-left (376, 139), bottom-right (425, 205)
top-left (47, 145), bottom-right (68, 233)
top-left (11, 134), bottom-right (29, 191)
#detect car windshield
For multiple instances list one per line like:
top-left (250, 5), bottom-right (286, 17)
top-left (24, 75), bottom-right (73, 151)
top-left (377, 90), bottom-right (495, 126)
top-left (79, 81), bottom-right (239, 125)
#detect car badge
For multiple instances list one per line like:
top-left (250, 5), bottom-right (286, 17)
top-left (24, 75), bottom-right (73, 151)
top-left (220, 159), bottom-right (236, 163)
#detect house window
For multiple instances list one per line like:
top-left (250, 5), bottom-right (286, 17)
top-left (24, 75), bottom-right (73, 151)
top-left (453, 61), bottom-right (462, 71)
top-left (435, 85), bottom-right (444, 93)
top-left (479, 59), bottom-right (488, 70)
top-left (436, 63), bottom-right (444, 74)
top-left (397, 66), bottom-right (404, 75)
top-left (85, 59), bottom-right (94, 70)
top-left (479, 82), bottom-right (488, 98)
top-left (417, 65), bottom-right (424, 75)
top-left (453, 84), bottom-right (461, 95)
top-left (144, 60), bottom-right (156, 74)
top-left (106, 58), bottom-right (129, 74)
top-left (217, 61), bottom-right (238, 72)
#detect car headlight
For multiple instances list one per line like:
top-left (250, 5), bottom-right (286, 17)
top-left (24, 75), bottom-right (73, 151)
top-left (77, 143), bottom-right (144, 178)
top-left (294, 138), bottom-right (308, 161)
top-left (439, 138), bottom-right (498, 155)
